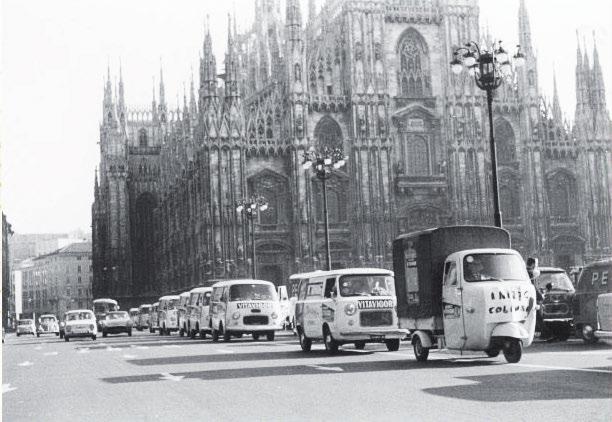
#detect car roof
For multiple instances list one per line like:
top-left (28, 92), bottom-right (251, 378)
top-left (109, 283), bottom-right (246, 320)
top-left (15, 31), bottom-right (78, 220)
top-left (19, 319), bottom-right (33, 322)
top-left (289, 268), bottom-right (393, 280)
top-left (152, 302), bottom-right (159, 306)
top-left (211, 279), bottom-right (275, 287)
top-left (40, 314), bottom-right (57, 318)
top-left (129, 308), bottom-right (139, 312)
top-left (190, 287), bottom-right (213, 293)
top-left (179, 291), bottom-right (191, 298)
top-left (66, 309), bottom-right (94, 314)
top-left (159, 295), bottom-right (180, 301)
top-left (139, 304), bottom-right (152, 308)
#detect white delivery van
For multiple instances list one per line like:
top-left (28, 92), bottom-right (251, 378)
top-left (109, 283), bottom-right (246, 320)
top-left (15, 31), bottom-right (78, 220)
top-left (210, 279), bottom-right (282, 342)
top-left (294, 268), bottom-right (407, 354)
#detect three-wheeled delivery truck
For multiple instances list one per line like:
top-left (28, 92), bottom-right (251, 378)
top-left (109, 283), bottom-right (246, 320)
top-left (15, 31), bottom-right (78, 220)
top-left (393, 226), bottom-right (536, 363)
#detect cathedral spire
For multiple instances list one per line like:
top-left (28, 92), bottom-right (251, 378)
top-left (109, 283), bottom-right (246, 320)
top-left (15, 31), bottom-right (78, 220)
top-left (201, 15), bottom-right (217, 98)
top-left (552, 65), bottom-right (562, 122)
top-left (286, 0), bottom-right (302, 42)
top-left (590, 32), bottom-right (607, 110)
top-left (159, 62), bottom-right (167, 122)
top-left (518, 0), bottom-right (533, 57)
top-left (224, 13), bottom-right (239, 99)
top-left (190, 69), bottom-right (197, 117)
top-left (103, 64), bottom-right (117, 127)
top-left (117, 61), bottom-right (126, 127)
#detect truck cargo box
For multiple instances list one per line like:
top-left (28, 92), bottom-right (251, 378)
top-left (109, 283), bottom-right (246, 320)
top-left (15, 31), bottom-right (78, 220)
top-left (392, 225), bottom-right (511, 320)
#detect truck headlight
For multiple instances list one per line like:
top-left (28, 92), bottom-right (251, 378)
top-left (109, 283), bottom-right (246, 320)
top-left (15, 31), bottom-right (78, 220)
top-left (232, 312), bottom-right (240, 320)
top-left (344, 303), bottom-right (356, 316)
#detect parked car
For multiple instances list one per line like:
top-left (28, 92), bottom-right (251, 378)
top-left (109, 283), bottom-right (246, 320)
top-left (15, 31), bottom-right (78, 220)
top-left (100, 311), bottom-right (133, 337)
top-left (128, 308), bottom-right (139, 327)
top-left (177, 291), bottom-right (191, 337)
top-left (149, 302), bottom-right (160, 333)
top-left (37, 314), bottom-right (60, 337)
top-left (535, 267), bottom-right (575, 341)
top-left (573, 258), bottom-right (612, 343)
top-left (137, 304), bottom-right (152, 331)
top-left (16, 319), bottom-right (36, 336)
top-left (64, 310), bottom-right (97, 341)
top-left (594, 293), bottom-right (612, 343)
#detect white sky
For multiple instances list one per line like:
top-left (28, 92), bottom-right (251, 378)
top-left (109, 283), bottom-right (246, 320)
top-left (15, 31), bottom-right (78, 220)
top-left (1, 0), bottom-right (611, 234)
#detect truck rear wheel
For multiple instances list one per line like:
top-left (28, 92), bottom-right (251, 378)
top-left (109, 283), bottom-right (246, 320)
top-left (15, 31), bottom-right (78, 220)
top-left (502, 339), bottom-right (522, 363)
top-left (323, 327), bottom-right (339, 355)
top-left (266, 331), bottom-right (275, 341)
top-left (298, 328), bottom-right (311, 352)
top-left (413, 336), bottom-right (429, 362)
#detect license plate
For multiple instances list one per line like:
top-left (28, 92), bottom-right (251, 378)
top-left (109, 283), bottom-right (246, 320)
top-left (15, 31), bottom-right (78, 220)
top-left (370, 335), bottom-right (385, 341)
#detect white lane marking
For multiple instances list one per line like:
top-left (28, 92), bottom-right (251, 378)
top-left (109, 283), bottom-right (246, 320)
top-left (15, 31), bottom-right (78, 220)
top-left (77, 348), bottom-right (90, 353)
top-left (579, 350), bottom-right (612, 356)
top-left (162, 345), bottom-right (181, 348)
top-left (17, 361), bottom-right (34, 367)
top-left (215, 349), bottom-right (235, 354)
top-left (160, 373), bottom-right (184, 382)
top-left (135, 346), bottom-right (149, 350)
top-left (34, 346), bottom-right (42, 350)
top-left (2, 384), bottom-right (17, 394)
top-left (308, 364), bottom-right (343, 372)
top-left (43, 352), bottom-right (58, 356)
top-left (106, 346), bottom-right (120, 352)
top-left (123, 354), bottom-right (137, 359)
top-left (515, 363), bottom-right (612, 374)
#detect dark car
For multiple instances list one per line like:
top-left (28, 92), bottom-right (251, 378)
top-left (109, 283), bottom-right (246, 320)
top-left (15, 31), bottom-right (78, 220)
top-left (535, 267), bottom-right (575, 340)
top-left (100, 311), bottom-right (133, 337)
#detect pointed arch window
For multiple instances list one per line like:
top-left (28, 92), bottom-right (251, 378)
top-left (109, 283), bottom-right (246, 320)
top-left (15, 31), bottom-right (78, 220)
top-left (398, 29), bottom-right (431, 97)
top-left (548, 172), bottom-right (577, 219)
top-left (248, 172), bottom-right (291, 227)
top-left (314, 116), bottom-right (342, 149)
top-left (495, 120), bottom-right (516, 164)
top-left (138, 128), bottom-right (148, 147)
top-left (313, 177), bottom-right (348, 224)
top-left (404, 135), bottom-right (430, 176)
top-left (500, 174), bottom-right (521, 219)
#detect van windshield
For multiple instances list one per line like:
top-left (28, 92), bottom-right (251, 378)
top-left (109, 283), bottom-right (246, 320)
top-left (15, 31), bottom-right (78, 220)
top-left (463, 253), bottom-right (527, 282)
top-left (230, 284), bottom-right (275, 301)
top-left (66, 312), bottom-right (93, 321)
top-left (339, 275), bottom-right (395, 297)
top-left (536, 272), bottom-right (574, 292)
top-left (140, 308), bottom-right (150, 314)
top-left (18, 320), bottom-right (33, 325)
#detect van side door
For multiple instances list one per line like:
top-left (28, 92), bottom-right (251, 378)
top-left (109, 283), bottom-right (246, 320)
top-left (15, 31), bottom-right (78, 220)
top-left (322, 277), bottom-right (337, 329)
top-left (442, 259), bottom-right (465, 350)
top-left (201, 291), bottom-right (212, 329)
top-left (304, 278), bottom-right (324, 339)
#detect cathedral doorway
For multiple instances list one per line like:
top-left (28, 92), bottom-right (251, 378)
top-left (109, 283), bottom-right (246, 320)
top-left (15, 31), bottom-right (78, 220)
top-left (551, 235), bottom-right (585, 272)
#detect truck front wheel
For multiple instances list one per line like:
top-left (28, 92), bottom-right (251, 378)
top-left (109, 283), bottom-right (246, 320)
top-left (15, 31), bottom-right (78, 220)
top-left (502, 339), bottom-right (522, 363)
top-left (413, 336), bottom-right (429, 362)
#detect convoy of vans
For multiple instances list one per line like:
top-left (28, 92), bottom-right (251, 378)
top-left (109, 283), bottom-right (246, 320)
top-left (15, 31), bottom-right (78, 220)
top-left (40, 227), bottom-right (603, 361)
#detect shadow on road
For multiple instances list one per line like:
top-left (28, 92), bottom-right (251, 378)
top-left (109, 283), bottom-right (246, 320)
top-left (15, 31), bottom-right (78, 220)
top-left (423, 367), bottom-right (612, 401)
top-left (102, 358), bottom-right (499, 384)
top-left (127, 349), bottom-right (375, 366)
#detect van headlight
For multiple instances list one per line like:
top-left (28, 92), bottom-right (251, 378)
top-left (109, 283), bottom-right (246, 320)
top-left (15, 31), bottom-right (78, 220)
top-left (344, 303), bottom-right (356, 316)
top-left (271, 312), bottom-right (278, 319)
top-left (90, 325), bottom-right (95, 331)
top-left (232, 312), bottom-right (240, 320)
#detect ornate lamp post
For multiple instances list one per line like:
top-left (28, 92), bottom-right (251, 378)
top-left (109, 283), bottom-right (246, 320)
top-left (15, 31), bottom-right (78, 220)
top-left (236, 195), bottom-right (268, 279)
top-left (302, 147), bottom-right (348, 271)
top-left (450, 41), bottom-right (525, 228)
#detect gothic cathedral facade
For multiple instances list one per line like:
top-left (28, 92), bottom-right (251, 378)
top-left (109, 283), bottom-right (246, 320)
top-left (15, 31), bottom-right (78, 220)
top-left (92, 0), bottom-right (612, 307)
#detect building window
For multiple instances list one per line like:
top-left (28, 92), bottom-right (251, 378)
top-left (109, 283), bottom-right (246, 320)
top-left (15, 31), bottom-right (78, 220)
top-left (398, 29), bottom-right (431, 97)
top-left (548, 172), bottom-right (577, 219)
top-left (314, 116), bottom-right (343, 149)
top-left (78, 276), bottom-right (82, 284)
top-left (495, 119), bottom-right (516, 164)
top-left (77, 256), bottom-right (82, 261)
top-left (77, 265), bottom-right (81, 273)
top-left (78, 288), bottom-right (82, 297)
top-left (67, 288), bottom-right (71, 296)
top-left (404, 135), bottom-right (431, 176)
top-left (138, 128), bottom-right (148, 147)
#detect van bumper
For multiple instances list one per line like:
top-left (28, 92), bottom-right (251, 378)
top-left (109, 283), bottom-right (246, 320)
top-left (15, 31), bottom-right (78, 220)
top-left (594, 330), bottom-right (612, 339)
top-left (338, 329), bottom-right (408, 341)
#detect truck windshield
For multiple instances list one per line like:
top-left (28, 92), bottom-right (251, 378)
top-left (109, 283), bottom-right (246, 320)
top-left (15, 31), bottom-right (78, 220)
top-left (18, 320), bottom-right (32, 325)
top-left (463, 254), bottom-right (527, 282)
top-left (536, 272), bottom-right (574, 292)
top-left (339, 275), bottom-right (395, 297)
top-left (230, 284), bottom-right (275, 301)
top-left (140, 308), bottom-right (150, 314)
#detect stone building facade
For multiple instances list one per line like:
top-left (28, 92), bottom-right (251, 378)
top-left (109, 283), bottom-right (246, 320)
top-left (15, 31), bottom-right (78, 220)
top-left (92, 0), bottom-right (612, 308)
top-left (20, 242), bottom-right (93, 318)
top-left (2, 213), bottom-right (14, 328)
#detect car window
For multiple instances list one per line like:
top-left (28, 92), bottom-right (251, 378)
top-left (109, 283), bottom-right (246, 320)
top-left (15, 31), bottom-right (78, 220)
top-left (324, 278), bottom-right (336, 298)
top-left (307, 282), bottom-right (323, 298)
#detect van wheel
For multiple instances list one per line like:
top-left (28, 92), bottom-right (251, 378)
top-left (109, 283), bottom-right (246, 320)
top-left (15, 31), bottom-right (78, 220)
top-left (64, 336), bottom-right (69, 342)
top-left (222, 325), bottom-right (231, 342)
top-left (266, 331), bottom-right (275, 341)
top-left (485, 348), bottom-right (500, 357)
top-left (385, 339), bottom-right (400, 352)
top-left (252, 333), bottom-right (260, 341)
top-left (128, 330), bottom-right (132, 337)
top-left (581, 325), bottom-right (599, 344)
top-left (179, 327), bottom-right (184, 337)
top-left (190, 325), bottom-right (197, 339)
top-left (92, 335), bottom-right (97, 341)
top-left (502, 339), bottom-right (522, 363)
top-left (298, 328), bottom-right (311, 352)
top-left (323, 327), bottom-right (339, 355)
top-left (413, 336), bottom-right (429, 362)
top-left (354, 341), bottom-right (366, 350)
top-left (212, 328), bottom-right (219, 342)
top-left (102, 331), bottom-right (108, 338)
top-left (149, 327), bottom-right (154, 334)
top-left (200, 330), bottom-right (206, 339)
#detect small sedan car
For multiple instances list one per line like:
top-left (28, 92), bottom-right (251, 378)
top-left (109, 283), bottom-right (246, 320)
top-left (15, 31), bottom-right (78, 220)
top-left (64, 310), bottom-right (97, 341)
top-left (37, 314), bottom-right (60, 337)
top-left (16, 319), bottom-right (36, 336)
top-left (101, 311), bottom-right (133, 337)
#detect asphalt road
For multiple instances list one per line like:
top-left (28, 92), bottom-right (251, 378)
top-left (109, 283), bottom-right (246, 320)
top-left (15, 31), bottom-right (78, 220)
top-left (3, 330), bottom-right (611, 422)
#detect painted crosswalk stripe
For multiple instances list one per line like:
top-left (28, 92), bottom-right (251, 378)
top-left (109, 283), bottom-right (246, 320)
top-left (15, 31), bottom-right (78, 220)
top-left (516, 363), bottom-right (612, 374)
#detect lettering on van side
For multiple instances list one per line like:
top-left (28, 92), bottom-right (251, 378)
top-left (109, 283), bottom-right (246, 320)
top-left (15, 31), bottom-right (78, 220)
top-left (236, 302), bottom-right (273, 309)
top-left (357, 299), bottom-right (394, 310)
